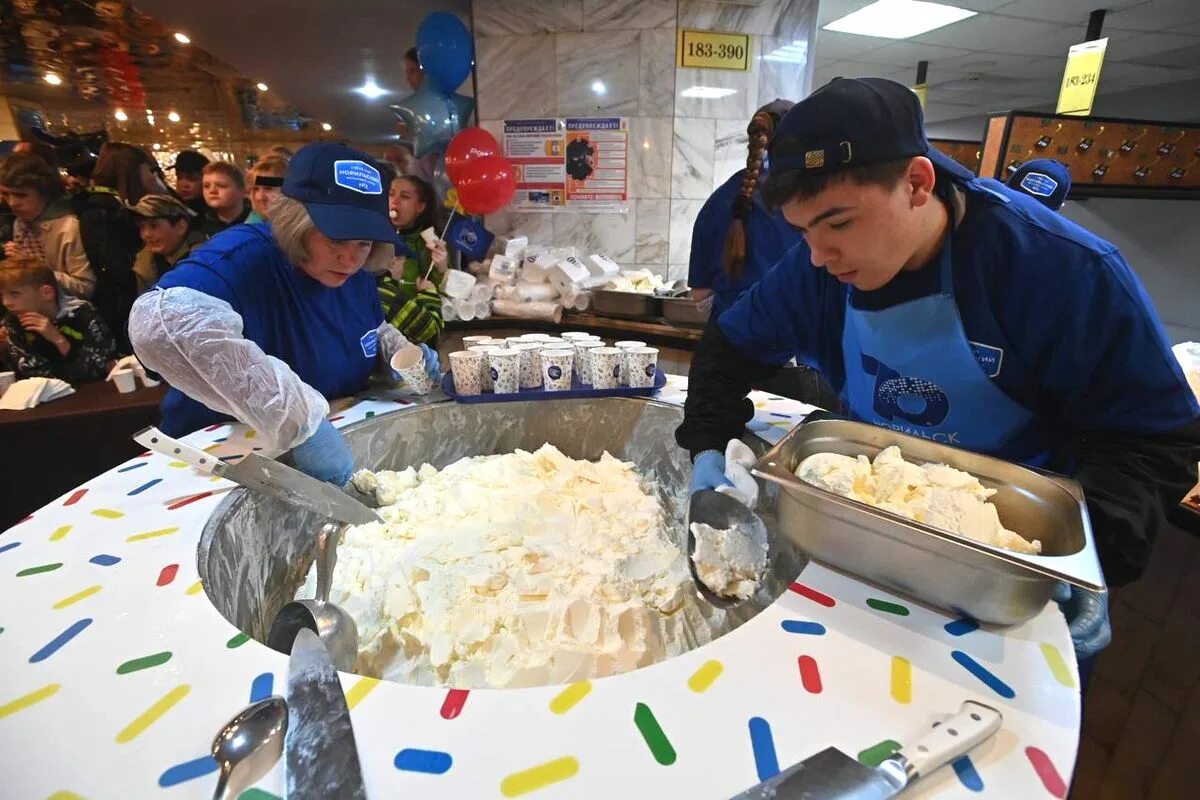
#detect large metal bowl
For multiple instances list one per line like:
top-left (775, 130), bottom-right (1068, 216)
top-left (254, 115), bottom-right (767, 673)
top-left (198, 397), bottom-right (807, 679)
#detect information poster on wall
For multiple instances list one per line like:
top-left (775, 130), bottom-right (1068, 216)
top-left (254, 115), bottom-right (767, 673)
top-left (503, 117), bottom-right (628, 212)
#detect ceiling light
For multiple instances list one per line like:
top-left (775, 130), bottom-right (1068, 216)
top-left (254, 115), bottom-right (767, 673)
top-left (173, 32), bottom-right (190, 45)
top-left (321, 122), bottom-right (333, 132)
top-left (354, 78), bottom-right (389, 100)
top-left (152, 143), bottom-right (161, 151)
top-left (256, 82), bottom-right (269, 92)
top-left (43, 72), bottom-right (62, 85)
top-left (590, 80), bottom-right (606, 95)
top-left (681, 86), bottom-right (737, 99)
top-left (114, 109), bottom-right (128, 122)
top-left (823, 0), bottom-right (976, 39)
top-left (168, 111), bottom-right (181, 123)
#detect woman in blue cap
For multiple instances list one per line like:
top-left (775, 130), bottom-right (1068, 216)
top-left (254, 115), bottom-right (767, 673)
top-left (129, 142), bottom-right (440, 486)
top-left (689, 99), bottom-right (798, 318)
top-left (677, 77), bottom-right (1200, 666)
top-left (1006, 158), bottom-right (1072, 211)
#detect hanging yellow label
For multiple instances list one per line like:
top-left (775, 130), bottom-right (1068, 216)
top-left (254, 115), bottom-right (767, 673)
top-left (1057, 38), bottom-right (1107, 116)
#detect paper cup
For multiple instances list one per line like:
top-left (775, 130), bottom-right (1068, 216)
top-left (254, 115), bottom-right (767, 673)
top-left (539, 337), bottom-right (567, 348)
top-left (466, 346), bottom-right (497, 390)
top-left (461, 335), bottom-right (493, 348)
top-left (624, 346), bottom-right (659, 388)
top-left (613, 340), bottom-right (647, 386)
top-left (519, 333), bottom-right (555, 342)
top-left (589, 347), bottom-right (623, 389)
top-left (488, 349), bottom-right (521, 394)
top-left (111, 368), bottom-right (137, 394)
top-left (505, 336), bottom-right (529, 347)
top-left (391, 345), bottom-right (435, 395)
top-left (448, 350), bottom-right (484, 396)
top-left (0, 371), bottom-right (15, 396)
top-left (572, 340), bottom-right (605, 384)
top-left (540, 349), bottom-right (574, 391)
top-left (511, 342), bottom-right (544, 388)
top-left (560, 332), bottom-right (593, 341)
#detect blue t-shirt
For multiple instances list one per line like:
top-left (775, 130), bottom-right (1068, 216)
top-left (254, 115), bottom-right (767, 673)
top-left (689, 170), bottom-right (804, 316)
top-left (719, 174), bottom-right (1199, 464)
top-left (155, 223), bottom-right (384, 436)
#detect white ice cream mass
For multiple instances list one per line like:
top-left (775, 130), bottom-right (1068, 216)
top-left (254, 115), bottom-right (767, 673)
top-left (797, 446), bottom-right (1042, 554)
top-left (302, 444), bottom-right (720, 688)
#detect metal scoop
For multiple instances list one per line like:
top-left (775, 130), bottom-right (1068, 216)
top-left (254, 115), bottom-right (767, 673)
top-left (686, 489), bottom-right (770, 610)
top-left (209, 695), bottom-right (288, 800)
top-left (267, 522), bottom-right (359, 672)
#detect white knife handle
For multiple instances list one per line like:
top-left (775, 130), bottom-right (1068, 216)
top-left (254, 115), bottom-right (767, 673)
top-left (896, 701), bottom-right (1002, 780)
top-left (133, 426), bottom-right (220, 475)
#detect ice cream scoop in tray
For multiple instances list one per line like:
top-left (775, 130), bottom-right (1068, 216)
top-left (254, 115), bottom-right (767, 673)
top-left (441, 369), bottom-right (666, 404)
top-left (751, 417), bottom-right (1106, 625)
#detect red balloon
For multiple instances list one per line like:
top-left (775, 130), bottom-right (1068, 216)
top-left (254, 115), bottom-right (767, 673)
top-left (445, 127), bottom-right (500, 185)
top-left (455, 155), bottom-right (516, 215)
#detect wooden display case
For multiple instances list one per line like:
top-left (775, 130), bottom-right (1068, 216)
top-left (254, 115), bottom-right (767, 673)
top-left (930, 138), bottom-right (982, 174)
top-left (979, 110), bottom-right (1200, 200)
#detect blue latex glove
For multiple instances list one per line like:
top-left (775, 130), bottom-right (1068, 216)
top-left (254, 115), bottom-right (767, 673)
top-left (1053, 583), bottom-right (1112, 660)
top-left (419, 343), bottom-right (441, 382)
top-left (291, 419), bottom-right (355, 486)
top-left (690, 449), bottom-right (732, 495)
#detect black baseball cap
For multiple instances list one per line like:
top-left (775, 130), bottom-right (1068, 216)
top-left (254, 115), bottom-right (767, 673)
top-left (769, 77), bottom-right (974, 182)
top-left (282, 142), bottom-right (402, 247)
top-left (170, 150), bottom-right (209, 174)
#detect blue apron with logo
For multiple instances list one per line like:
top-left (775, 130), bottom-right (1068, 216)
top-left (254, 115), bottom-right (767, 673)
top-left (841, 224), bottom-right (1046, 463)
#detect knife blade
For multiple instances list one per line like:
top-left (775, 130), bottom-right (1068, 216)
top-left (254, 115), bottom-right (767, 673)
top-left (285, 628), bottom-right (367, 800)
top-left (731, 701), bottom-right (1002, 799)
top-left (133, 426), bottom-right (380, 526)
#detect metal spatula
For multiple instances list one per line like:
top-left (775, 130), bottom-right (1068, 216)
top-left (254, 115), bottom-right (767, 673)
top-left (133, 426), bottom-right (381, 526)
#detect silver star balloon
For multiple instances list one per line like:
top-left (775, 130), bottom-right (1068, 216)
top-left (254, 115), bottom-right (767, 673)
top-left (390, 86), bottom-right (474, 159)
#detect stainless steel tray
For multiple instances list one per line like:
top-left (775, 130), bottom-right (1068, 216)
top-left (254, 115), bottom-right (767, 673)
top-left (752, 419), bottom-right (1106, 625)
top-left (661, 295), bottom-right (711, 327)
top-left (591, 289), bottom-right (662, 320)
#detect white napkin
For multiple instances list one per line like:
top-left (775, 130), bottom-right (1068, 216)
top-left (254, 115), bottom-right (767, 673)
top-left (0, 377), bottom-right (75, 409)
top-left (715, 438), bottom-right (759, 509)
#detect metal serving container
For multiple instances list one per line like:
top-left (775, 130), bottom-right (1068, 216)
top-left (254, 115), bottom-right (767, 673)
top-left (752, 419), bottom-right (1106, 625)
top-left (591, 289), bottom-right (663, 320)
top-left (199, 398), bottom-right (807, 654)
top-left (661, 295), bottom-right (711, 327)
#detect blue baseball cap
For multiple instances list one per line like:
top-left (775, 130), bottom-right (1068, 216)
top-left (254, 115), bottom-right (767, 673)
top-left (1007, 158), bottom-right (1071, 210)
top-left (282, 142), bottom-right (403, 248)
top-left (768, 76), bottom-right (975, 183)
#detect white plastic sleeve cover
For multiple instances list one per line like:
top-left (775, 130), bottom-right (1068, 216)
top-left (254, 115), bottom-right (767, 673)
top-left (375, 321), bottom-right (410, 370)
top-left (128, 287), bottom-right (330, 451)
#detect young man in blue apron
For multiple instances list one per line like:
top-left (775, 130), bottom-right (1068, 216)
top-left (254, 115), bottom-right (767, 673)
top-left (676, 78), bottom-right (1200, 666)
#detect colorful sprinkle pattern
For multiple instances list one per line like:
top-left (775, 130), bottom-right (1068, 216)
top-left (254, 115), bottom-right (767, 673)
top-left (0, 390), bottom-right (1081, 798)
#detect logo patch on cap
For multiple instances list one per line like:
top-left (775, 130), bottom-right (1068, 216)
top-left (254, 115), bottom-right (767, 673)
top-left (805, 149), bottom-right (825, 169)
top-left (334, 160), bottom-right (383, 195)
top-left (1019, 172), bottom-right (1057, 197)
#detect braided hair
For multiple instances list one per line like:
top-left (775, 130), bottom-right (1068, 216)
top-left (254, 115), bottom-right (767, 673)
top-left (722, 99), bottom-right (795, 279)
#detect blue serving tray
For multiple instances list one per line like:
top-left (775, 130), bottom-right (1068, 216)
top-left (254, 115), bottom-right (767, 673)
top-left (442, 368), bottom-right (666, 404)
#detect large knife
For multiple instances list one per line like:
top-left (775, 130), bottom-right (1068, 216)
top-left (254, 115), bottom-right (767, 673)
top-left (133, 426), bottom-right (380, 526)
top-left (285, 627), bottom-right (367, 799)
top-left (731, 701), bottom-right (1002, 799)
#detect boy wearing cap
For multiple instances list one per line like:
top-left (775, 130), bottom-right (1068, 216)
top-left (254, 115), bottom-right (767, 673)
top-left (1006, 158), bottom-right (1072, 211)
top-left (0, 257), bottom-right (118, 382)
top-left (677, 77), bottom-right (1200, 663)
top-left (168, 150), bottom-right (210, 218)
top-left (129, 194), bottom-right (205, 291)
top-left (128, 143), bottom-right (439, 486)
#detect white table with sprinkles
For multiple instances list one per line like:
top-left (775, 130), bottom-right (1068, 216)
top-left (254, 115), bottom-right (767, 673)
top-left (0, 375), bottom-right (1080, 799)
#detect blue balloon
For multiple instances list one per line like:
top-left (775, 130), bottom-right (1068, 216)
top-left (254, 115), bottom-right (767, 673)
top-left (416, 12), bottom-right (474, 95)
top-left (390, 86), bottom-right (463, 159)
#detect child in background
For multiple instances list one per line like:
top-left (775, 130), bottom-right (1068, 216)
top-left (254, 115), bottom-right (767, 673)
top-left (247, 154), bottom-right (289, 222)
top-left (0, 258), bottom-right (118, 382)
top-left (199, 161), bottom-right (251, 237)
top-left (377, 174), bottom-right (449, 344)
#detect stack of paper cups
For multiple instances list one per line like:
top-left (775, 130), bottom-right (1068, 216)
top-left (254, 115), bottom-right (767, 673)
top-left (441, 299), bottom-right (458, 321)
top-left (540, 349), bottom-right (574, 391)
top-left (448, 351), bottom-right (484, 396)
top-left (488, 349), bottom-right (521, 394)
top-left (455, 298), bottom-right (477, 321)
top-left (474, 301), bottom-right (491, 319)
top-left (589, 347), bottom-right (623, 389)
top-left (572, 339), bottom-right (605, 384)
top-left (624, 346), bottom-right (659, 388)
top-left (613, 340), bottom-right (647, 386)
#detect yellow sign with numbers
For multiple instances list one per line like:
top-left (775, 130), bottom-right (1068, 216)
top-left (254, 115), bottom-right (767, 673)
top-left (1057, 38), bottom-right (1107, 116)
top-left (678, 29), bottom-right (751, 71)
